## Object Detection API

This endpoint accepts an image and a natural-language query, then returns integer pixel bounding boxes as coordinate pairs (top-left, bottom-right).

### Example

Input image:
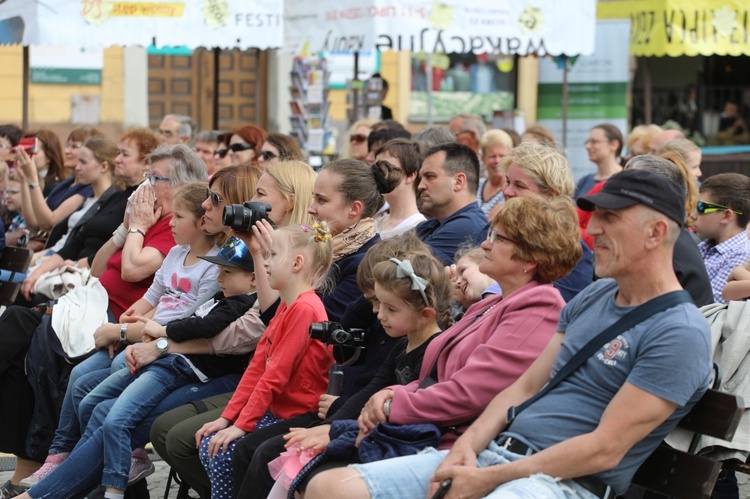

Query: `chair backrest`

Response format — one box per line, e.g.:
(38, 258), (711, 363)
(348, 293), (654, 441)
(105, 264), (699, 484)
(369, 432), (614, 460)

(0, 246), (33, 306)
(631, 389), (744, 499)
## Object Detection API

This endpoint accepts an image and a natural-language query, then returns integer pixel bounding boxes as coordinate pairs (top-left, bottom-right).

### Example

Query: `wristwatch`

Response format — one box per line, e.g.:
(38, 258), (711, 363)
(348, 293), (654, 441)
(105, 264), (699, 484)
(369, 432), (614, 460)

(128, 228), (146, 237)
(119, 323), (130, 346)
(383, 399), (392, 421)
(28, 182), (39, 189)
(156, 337), (171, 357)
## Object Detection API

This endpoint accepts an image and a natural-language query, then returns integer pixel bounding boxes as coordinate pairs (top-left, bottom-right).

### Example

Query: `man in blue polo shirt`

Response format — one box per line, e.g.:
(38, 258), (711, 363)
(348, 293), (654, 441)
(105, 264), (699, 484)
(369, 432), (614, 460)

(415, 143), (487, 265)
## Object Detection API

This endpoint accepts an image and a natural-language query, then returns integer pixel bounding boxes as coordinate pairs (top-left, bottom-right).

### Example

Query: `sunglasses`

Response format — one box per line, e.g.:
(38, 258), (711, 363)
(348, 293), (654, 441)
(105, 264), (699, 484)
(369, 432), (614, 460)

(258, 150), (277, 161)
(214, 148), (229, 158)
(696, 200), (743, 216)
(228, 143), (254, 153)
(206, 187), (223, 207)
(486, 228), (520, 245)
(350, 134), (368, 144)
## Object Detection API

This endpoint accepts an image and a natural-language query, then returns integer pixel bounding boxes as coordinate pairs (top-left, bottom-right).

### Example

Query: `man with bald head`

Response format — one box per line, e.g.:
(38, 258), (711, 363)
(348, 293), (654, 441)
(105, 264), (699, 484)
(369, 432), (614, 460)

(648, 129), (684, 154)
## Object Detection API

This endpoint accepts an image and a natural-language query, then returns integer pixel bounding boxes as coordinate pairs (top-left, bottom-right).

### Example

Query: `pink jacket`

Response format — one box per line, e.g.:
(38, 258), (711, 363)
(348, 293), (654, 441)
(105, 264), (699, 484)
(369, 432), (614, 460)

(388, 280), (565, 447)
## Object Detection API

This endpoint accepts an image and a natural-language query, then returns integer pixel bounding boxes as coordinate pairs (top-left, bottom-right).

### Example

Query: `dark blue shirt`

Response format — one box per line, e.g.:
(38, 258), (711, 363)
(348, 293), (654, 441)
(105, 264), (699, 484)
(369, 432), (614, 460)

(45, 177), (93, 211)
(553, 240), (594, 302)
(416, 202), (488, 266)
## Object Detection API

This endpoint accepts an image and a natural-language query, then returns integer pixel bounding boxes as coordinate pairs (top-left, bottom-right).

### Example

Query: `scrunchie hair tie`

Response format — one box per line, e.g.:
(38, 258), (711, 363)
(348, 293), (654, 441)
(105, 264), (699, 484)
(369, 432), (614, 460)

(311, 223), (332, 243)
(389, 257), (429, 306)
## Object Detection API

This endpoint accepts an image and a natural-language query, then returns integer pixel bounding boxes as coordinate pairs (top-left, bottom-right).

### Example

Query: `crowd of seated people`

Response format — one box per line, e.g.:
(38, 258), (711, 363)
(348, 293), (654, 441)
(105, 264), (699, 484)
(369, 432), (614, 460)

(0, 112), (748, 499)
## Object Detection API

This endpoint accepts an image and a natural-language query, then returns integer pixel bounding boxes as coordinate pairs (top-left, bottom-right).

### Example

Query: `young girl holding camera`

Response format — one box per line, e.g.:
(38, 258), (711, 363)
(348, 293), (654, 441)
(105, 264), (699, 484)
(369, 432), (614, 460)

(196, 222), (335, 499)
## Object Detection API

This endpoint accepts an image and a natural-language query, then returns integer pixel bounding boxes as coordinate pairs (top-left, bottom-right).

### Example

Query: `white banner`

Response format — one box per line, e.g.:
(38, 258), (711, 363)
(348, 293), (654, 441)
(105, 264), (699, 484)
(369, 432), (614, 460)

(537, 19), (631, 181)
(2, 0), (283, 49)
(285, 0), (596, 56)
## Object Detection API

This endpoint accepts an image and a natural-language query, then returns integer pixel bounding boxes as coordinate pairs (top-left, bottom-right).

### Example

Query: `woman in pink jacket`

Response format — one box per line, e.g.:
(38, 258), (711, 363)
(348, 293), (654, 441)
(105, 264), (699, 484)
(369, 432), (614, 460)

(356, 195), (583, 448)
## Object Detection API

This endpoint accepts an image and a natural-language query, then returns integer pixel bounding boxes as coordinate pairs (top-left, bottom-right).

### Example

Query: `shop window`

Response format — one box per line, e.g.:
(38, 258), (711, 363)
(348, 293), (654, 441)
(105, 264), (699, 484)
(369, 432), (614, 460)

(410, 52), (516, 121)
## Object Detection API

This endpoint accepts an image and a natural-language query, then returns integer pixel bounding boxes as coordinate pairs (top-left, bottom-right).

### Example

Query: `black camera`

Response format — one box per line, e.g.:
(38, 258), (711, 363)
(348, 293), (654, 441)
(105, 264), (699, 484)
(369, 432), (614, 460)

(309, 322), (365, 347)
(222, 201), (272, 232)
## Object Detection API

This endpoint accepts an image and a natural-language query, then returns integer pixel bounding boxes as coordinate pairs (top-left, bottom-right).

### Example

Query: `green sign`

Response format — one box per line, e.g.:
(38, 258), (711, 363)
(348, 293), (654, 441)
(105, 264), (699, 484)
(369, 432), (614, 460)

(31, 68), (102, 85)
(537, 82), (627, 120)
(409, 91), (514, 120)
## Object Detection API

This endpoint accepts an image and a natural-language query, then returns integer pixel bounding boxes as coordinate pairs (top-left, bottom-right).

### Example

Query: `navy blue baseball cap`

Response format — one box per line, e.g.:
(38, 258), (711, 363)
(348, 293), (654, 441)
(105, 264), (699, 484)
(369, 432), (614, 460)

(199, 236), (254, 271)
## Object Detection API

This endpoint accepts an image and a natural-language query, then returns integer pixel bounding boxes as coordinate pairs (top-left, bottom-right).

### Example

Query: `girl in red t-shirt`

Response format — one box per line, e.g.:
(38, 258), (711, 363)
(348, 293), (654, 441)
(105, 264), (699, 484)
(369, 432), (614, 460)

(197, 222), (335, 499)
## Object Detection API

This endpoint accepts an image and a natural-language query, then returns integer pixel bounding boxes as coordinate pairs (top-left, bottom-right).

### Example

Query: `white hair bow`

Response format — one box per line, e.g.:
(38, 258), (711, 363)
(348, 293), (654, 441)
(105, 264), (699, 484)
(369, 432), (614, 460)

(390, 258), (429, 306)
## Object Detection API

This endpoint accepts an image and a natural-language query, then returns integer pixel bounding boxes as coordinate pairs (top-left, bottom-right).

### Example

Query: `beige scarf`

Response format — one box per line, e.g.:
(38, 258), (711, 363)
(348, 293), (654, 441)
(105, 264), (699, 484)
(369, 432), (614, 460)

(331, 218), (377, 261)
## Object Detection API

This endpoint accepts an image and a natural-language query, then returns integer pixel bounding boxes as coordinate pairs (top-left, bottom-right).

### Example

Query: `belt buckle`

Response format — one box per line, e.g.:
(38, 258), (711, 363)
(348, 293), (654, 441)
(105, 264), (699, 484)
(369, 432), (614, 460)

(502, 437), (514, 450)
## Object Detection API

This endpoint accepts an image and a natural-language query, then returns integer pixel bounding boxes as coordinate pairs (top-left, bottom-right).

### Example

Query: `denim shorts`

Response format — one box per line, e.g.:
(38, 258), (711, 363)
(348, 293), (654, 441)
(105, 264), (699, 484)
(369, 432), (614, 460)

(352, 441), (599, 499)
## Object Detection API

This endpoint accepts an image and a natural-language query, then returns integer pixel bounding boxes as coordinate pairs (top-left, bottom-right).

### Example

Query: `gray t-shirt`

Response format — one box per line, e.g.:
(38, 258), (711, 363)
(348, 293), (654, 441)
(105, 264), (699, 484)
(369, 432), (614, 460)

(144, 244), (220, 324)
(507, 278), (711, 495)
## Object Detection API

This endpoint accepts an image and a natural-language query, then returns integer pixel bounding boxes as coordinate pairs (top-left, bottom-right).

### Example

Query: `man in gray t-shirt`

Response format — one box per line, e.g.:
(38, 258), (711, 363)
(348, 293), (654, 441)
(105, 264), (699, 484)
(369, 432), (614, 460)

(304, 168), (712, 499)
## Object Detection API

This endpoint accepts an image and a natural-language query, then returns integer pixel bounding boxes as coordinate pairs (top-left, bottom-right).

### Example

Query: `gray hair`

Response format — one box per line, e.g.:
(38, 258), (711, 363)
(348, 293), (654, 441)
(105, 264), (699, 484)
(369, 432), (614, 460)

(164, 114), (195, 141)
(195, 130), (221, 144)
(146, 144), (208, 185)
(453, 113), (487, 138)
(412, 126), (455, 151)
(625, 155), (686, 196)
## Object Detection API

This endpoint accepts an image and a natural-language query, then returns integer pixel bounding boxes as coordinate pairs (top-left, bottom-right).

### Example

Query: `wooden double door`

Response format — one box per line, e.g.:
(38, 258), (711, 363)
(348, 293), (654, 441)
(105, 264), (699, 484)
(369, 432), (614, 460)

(148, 48), (267, 132)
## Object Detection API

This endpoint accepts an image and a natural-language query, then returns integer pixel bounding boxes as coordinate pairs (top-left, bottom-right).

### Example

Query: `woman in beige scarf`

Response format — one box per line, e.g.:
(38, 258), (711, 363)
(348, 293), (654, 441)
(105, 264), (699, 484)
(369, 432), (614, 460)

(307, 158), (389, 322)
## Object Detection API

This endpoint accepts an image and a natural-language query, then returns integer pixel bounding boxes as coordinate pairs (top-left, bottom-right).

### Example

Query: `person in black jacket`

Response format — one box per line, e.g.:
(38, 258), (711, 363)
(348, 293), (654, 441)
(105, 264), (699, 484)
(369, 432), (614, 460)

(19, 136), (131, 303)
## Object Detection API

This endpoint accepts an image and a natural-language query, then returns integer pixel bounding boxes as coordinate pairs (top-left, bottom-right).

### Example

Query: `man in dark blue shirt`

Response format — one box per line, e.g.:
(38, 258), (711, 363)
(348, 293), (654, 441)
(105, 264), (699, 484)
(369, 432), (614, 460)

(415, 143), (487, 265)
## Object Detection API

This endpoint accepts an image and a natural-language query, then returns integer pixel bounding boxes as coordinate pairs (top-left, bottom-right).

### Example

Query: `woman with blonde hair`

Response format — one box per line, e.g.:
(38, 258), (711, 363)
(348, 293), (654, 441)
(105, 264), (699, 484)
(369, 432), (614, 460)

(657, 138), (702, 181)
(251, 160), (315, 227)
(501, 141), (592, 302)
(477, 129), (514, 219)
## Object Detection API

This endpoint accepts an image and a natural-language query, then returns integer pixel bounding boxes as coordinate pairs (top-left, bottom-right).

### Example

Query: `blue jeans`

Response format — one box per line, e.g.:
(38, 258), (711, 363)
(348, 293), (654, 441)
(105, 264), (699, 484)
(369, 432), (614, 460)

(352, 441), (599, 499)
(26, 370), (241, 499)
(87, 355), (198, 489)
(48, 350), (114, 454)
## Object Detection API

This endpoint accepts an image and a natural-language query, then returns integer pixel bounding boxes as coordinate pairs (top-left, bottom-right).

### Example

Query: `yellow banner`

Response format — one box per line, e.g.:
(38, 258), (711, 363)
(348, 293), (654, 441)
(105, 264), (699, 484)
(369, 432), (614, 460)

(82, 1), (185, 25)
(598, 0), (750, 56)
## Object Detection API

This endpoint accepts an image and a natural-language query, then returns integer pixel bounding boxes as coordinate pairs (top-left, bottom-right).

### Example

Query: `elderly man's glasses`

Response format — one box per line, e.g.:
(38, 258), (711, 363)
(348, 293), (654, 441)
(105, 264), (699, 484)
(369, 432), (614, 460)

(486, 229), (519, 245)
(143, 173), (171, 184)
(696, 200), (743, 216)
(206, 187), (223, 208)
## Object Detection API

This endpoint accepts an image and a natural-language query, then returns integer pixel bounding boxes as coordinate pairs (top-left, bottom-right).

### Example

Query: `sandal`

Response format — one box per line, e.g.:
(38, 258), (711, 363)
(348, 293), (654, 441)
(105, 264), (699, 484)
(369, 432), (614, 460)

(0, 480), (25, 498)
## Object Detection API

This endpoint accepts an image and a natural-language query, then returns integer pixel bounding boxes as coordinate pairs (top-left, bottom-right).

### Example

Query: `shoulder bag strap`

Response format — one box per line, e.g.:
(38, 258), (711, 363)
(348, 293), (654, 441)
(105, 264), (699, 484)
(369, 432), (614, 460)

(506, 290), (691, 424)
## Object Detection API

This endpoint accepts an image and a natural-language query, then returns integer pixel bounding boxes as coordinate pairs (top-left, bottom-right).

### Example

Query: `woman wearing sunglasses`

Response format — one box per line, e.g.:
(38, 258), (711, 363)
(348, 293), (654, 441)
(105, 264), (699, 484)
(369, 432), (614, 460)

(257, 133), (304, 166)
(344, 118), (378, 162)
(226, 125), (267, 167)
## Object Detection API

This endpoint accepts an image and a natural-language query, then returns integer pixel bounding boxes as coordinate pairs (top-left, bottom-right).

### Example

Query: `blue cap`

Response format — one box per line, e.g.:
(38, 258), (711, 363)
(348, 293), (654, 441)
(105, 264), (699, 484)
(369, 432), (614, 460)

(199, 236), (254, 271)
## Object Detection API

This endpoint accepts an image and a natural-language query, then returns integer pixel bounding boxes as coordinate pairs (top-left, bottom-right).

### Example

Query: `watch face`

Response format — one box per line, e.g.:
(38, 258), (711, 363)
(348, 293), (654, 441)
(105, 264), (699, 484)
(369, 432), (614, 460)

(157, 338), (168, 349)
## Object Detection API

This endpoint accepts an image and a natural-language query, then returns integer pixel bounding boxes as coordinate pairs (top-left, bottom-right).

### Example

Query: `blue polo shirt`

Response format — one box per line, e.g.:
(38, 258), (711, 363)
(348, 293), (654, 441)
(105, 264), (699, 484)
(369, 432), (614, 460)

(416, 202), (488, 266)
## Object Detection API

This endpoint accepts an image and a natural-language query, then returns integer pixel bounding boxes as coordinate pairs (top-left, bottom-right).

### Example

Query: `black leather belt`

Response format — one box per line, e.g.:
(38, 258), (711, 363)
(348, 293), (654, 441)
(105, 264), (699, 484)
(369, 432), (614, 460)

(496, 437), (613, 499)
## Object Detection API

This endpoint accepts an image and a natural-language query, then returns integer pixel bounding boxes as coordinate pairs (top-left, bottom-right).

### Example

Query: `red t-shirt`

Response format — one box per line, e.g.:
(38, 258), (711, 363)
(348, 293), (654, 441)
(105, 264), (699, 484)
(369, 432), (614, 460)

(222, 290), (333, 431)
(577, 180), (606, 250)
(99, 216), (175, 317)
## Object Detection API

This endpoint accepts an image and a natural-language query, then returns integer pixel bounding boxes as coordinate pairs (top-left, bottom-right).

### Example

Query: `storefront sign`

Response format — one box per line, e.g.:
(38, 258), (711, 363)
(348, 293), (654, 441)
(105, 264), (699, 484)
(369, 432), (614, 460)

(12, 0), (283, 49)
(30, 46), (103, 85)
(286, 0), (596, 56)
(599, 0), (750, 56)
